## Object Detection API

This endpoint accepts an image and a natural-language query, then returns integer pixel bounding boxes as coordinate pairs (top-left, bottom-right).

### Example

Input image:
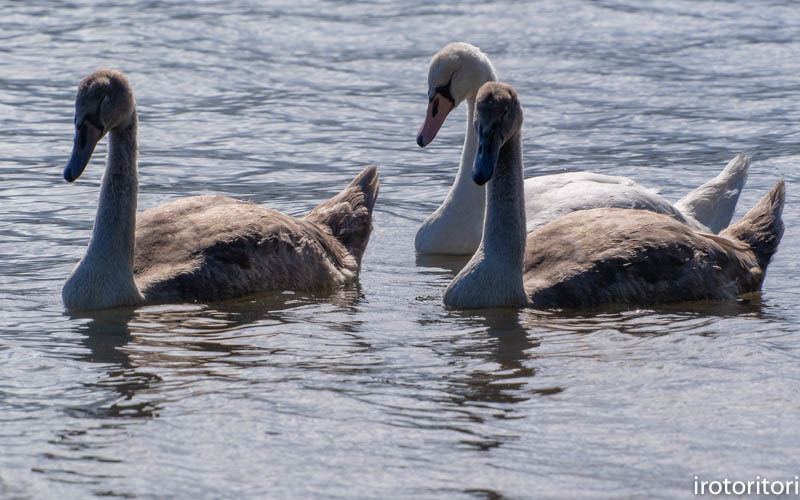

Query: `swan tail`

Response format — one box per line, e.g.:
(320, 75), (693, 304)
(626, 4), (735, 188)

(674, 154), (750, 233)
(303, 165), (379, 267)
(720, 179), (785, 273)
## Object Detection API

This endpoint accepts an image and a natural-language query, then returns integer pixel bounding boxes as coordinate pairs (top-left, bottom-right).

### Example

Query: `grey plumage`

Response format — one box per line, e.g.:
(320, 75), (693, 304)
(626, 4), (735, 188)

(444, 81), (785, 310)
(523, 180), (784, 308)
(62, 69), (379, 311)
(133, 169), (379, 304)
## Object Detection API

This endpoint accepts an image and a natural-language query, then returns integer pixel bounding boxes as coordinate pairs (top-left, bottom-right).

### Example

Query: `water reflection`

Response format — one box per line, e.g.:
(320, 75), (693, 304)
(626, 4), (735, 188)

(435, 310), (554, 452)
(67, 308), (161, 419)
(415, 253), (470, 276)
(73, 309), (137, 366)
(525, 297), (770, 338)
(446, 309), (551, 403)
(3, 0), (799, 494)
(66, 287), (367, 420)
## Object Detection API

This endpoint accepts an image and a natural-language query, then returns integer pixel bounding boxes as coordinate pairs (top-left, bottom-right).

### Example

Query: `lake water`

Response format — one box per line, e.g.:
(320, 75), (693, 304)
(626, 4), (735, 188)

(1, 1), (799, 498)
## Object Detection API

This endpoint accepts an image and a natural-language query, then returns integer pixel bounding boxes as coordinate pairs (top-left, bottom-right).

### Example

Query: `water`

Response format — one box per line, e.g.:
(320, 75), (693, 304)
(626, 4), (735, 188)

(1, 0), (799, 498)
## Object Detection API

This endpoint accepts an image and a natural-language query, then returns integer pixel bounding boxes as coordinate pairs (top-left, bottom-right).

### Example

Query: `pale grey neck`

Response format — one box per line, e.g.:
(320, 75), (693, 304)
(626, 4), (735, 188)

(481, 130), (527, 280)
(84, 110), (139, 272)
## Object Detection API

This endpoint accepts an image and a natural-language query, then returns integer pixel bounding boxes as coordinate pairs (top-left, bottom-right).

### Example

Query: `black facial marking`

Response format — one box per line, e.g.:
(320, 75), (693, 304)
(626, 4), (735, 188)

(432, 74), (455, 106)
(431, 97), (439, 118)
(436, 77), (455, 105)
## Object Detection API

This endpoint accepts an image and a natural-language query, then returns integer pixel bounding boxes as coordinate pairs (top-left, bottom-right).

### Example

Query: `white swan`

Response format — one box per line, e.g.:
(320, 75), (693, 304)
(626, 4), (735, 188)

(416, 42), (749, 255)
(62, 70), (379, 311)
(443, 82), (785, 309)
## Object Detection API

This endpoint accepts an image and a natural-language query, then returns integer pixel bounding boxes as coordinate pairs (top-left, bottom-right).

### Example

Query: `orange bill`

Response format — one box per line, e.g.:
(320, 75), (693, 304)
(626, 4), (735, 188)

(416, 93), (454, 147)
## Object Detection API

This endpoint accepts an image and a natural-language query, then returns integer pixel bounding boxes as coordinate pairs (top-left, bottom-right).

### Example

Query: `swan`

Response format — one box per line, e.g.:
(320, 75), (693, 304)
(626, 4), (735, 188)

(61, 70), (379, 311)
(443, 82), (785, 309)
(415, 42), (749, 255)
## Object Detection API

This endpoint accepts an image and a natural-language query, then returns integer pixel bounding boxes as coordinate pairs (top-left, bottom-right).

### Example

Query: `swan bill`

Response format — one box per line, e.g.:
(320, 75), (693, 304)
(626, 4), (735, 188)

(472, 125), (500, 185)
(64, 123), (103, 183)
(416, 92), (454, 147)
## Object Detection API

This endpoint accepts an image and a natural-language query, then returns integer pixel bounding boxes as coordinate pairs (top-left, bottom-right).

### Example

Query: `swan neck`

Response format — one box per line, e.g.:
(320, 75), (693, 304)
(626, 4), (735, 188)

(451, 59), (498, 202)
(86, 110), (139, 273)
(415, 95), (488, 254)
(483, 130), (526, 263)
(443, 130), (528, 308)
(447, 95), (485, 206)
(459, 97), (480, 183)
(474, 130), (527, 305)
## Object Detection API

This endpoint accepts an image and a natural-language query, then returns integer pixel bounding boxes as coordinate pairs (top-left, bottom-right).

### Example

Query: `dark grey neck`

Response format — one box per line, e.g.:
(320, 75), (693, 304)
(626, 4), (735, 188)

(442, 128), (528, 308)
(86, 110), (139, 268)
(482, 130), (526, 268)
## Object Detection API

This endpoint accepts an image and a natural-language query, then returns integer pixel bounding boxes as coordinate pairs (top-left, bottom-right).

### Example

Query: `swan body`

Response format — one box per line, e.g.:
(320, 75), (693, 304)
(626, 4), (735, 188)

(416, 42), (749, 255)
(62, 70), (379, 311)
(444, 82), (784, 309)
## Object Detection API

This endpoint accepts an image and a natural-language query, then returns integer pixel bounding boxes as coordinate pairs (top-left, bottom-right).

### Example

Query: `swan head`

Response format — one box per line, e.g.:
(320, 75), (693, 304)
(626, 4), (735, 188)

(63, 70), (136, 183)
(417, 42), (498, 147)
(472, 82), (523, 186)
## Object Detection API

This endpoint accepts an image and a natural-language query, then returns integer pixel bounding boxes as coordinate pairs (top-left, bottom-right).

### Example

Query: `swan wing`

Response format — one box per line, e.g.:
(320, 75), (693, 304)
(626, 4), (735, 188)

(133, 195), (355, 303)
(523, 208), (758, 308)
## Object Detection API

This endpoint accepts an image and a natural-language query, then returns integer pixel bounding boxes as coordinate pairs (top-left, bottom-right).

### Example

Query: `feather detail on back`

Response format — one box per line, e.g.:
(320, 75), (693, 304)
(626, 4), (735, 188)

(303, 165), (379, 267)
(132, 192), (366, 304)
(523, 178), (784, 309)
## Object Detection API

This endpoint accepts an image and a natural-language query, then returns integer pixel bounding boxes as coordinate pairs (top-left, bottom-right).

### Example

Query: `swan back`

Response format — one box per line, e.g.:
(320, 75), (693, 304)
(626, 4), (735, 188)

(522, 173), (702, 233)
(132, 167), (380, 305)
(133, 196), (357, 302)
(523, 180), (785, 308)
(522, 209), (757, 307)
